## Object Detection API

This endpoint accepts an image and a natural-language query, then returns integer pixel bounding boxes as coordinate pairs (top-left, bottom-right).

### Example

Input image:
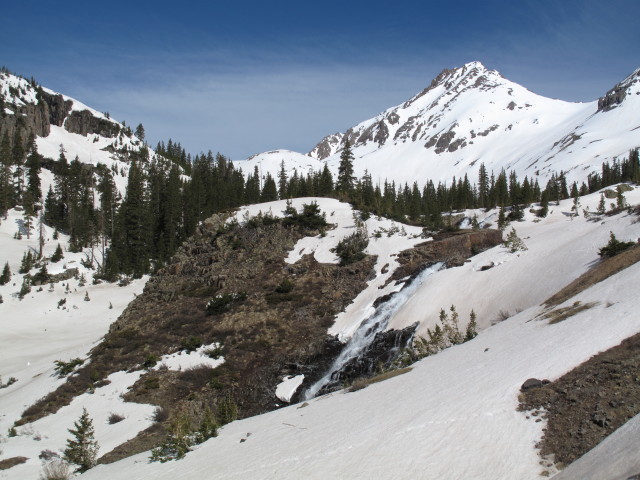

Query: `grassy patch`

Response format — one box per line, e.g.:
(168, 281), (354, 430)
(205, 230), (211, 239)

(0, 457), (28, 470)
(545, 244), (640, 307)
(348, 367), (413, 392)
(542, 301), (599, 324)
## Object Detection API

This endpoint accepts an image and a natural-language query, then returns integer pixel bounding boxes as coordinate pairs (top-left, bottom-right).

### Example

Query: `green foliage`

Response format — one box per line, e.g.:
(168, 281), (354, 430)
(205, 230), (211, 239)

(597, 194), (607, 215)
(32, 263), (50, 284)
(275, 278), (294, 294)
(195, 407), (218, 443)
(497, 206), (508, 230)
(282, 201), (328, 230)
(395, 306), (479, 368)
(335, 221), (368, 265)
(218, 393), (238, 425)
(0, 262), (10, 285)
(63, 408), (99, 473)
(54, 358), (84, 377)
(142, 354), (160, 369)
(150, 406), (219, 463)
(19, 250), (35, 274)
(465, 310), (478, 341)
(504, 227), (528, 253)
(205, 292), (247, 315)
(203, 345), (223, 359)
(336, 139), (355, 195)
(18, 278), (31, 299)
(180, 336), (203, 353)
(599, 231), (635, 258)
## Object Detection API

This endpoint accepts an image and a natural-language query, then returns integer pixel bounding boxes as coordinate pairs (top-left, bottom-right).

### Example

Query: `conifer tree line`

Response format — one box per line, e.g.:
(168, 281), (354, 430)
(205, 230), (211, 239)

(1, 120), (638, 281)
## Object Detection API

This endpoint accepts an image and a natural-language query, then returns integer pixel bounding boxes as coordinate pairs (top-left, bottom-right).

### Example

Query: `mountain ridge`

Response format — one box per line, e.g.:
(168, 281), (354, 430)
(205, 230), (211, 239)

(235, 61), (640, 188)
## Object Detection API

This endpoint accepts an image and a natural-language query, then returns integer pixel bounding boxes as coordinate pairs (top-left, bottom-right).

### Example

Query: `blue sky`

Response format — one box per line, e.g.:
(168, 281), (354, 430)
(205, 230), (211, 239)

(2, 0), (639, 159)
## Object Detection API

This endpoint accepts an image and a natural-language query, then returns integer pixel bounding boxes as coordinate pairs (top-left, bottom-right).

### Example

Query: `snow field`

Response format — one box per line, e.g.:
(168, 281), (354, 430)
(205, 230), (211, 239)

(2, 184), (639, 479)
(78, 255), (640, 479)
(0, 207), (149, 479)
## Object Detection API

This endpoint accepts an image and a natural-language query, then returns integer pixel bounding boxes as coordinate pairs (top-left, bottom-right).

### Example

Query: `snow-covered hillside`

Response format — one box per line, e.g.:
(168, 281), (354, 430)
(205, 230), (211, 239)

(2, 185), (639, 479)
(62, 188), (640, 479)
(236, 62), (640, 187)
(0, 70), (161, 195)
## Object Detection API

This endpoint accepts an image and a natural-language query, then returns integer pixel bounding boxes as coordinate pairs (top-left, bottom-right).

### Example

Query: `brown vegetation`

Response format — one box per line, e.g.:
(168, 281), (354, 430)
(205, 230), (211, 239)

(544, 244), (640, 307)
(520, 333), (640, 469)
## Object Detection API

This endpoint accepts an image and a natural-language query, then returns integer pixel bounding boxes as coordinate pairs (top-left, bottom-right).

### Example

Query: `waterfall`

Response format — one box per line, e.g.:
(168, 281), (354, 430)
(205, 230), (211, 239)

(303, 262), (443, 400)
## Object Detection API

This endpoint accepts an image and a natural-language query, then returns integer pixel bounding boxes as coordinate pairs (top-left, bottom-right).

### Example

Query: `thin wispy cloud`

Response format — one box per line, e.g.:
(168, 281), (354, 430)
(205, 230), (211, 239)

(2, 1), (638, 159)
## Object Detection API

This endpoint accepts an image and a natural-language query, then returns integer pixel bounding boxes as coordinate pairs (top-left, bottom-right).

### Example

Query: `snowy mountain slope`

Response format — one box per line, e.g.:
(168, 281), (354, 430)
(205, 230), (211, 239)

(1, 187), (639, 478)
(240, 150), (324, 178)
(0, 208), (150, 479)
(236, 62), (640, 187)
(75, 230), (640, 480)
(0, 70), (162, 195)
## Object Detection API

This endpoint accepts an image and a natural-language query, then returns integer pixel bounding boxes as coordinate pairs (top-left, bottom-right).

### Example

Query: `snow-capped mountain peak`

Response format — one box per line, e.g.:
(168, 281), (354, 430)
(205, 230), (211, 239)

(240, 62), (640, 189)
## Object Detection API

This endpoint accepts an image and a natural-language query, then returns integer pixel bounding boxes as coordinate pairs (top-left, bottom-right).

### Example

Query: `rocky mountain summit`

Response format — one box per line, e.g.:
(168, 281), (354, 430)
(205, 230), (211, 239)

(237, 61), (640, 187)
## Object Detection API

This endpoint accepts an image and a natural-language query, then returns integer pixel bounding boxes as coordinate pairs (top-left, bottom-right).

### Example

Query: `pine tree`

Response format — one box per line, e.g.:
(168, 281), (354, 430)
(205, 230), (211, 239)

(497, 206), (508, 230)
(0, 262), (10, 285)
(0, 132), (12, 217)
(336, 139), (355, 196)
(504, 227), (528, 253)
(597, 194), (606, 215)
(51, 243), (64, 263)
(616, 185), (627, 209)
(465, 310), (478, 341)
(25, 141), (42, 202)
(19, 250), (34, 273)
(135, 123), (145, 142)
(63, 408), (99, 473)
(277, 160), (288, 200)
(260, 173), (278, 202)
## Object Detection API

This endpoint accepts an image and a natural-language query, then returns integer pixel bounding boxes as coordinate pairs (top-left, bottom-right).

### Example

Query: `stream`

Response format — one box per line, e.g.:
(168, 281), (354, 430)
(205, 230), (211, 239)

(303, 262), (444, 399)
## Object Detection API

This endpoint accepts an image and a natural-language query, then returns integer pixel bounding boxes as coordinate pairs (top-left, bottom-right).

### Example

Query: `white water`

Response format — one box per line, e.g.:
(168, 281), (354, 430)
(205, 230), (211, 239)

(303, 262), (444, 399)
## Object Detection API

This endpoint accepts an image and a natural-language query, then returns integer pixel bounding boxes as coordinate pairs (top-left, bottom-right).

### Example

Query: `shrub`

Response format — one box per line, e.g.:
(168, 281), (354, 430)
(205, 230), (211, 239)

(152, 407), (169, 423)
(504, 227), (528, 253)
(107, 413), (125, 424)
(0, 376), (17, 389)
(205, 292), (247, 315)
(282, 202), (328, 230)
(142, 354), (160, 369)
(274, 278), (294, 293)
(54, 358), (83, 377)
(150, 411), (193, 462)
(599, 231), (635, 258)
(335, 223), (369, 265)
(40, 459), (71, 480)
(203, 345), (223, 359)
(180, 336), (203, 353)
(218, 393), (238, 425)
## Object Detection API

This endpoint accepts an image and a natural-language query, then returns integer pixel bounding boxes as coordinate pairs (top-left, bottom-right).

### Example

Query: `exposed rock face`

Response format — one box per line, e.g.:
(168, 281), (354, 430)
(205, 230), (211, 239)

(65, 110), (121, 137)
(310, 323), (419, 397)
(598, 68), (640, 112)
(0, 78), (119, 154)
(388, 229), (503, 284)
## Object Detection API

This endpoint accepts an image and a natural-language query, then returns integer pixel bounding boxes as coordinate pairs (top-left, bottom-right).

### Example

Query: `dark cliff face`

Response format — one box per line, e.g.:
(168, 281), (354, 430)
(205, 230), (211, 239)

(0, 86), (120, 153)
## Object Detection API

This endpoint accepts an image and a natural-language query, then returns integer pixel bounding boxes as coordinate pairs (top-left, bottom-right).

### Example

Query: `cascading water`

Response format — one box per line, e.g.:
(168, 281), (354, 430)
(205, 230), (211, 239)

(303, 262), (444, 400)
